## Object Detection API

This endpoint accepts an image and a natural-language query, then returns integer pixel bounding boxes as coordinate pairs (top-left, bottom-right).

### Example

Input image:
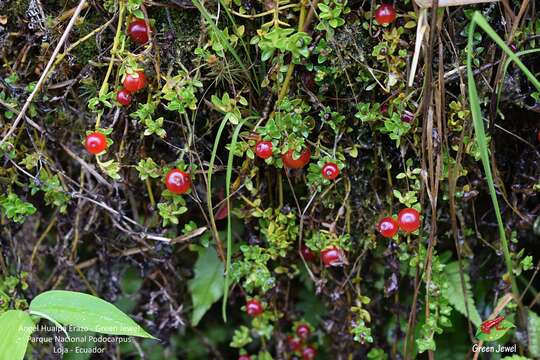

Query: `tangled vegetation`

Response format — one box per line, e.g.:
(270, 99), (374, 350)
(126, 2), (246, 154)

(1, 0), (540, 358)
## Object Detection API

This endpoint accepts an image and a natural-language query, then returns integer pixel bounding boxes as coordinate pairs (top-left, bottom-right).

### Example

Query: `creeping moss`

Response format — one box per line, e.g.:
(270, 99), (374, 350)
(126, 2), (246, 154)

(70, 13), (104, 65)
(6, 0), (30, 18)
(153, 7), (200, 68)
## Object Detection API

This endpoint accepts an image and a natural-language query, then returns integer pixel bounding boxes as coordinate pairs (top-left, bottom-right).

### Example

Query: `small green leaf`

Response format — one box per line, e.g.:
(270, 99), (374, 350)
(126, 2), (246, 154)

(188, 246), (224, 326)
(29, 290), (154, 338)
(0, 310), (35, 360)
(133, 9), (144, 19)
(229, 325), (252, 348)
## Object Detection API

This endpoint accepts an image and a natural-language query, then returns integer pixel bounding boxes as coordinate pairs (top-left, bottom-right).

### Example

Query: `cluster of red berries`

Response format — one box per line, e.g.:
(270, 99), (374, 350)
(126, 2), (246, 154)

(255, 141), (340, 180)
(244, 301), (316, 358)
(84, 135), (192, 195)
(84, 20), (151, 154)
(84, 20), (193, 194)
(377, 208), (421, 238)
(117, 70), (146, 106)
(288, 323), (317, 359)
(374, 3), (396, 25)
(116, 19), (150, 107)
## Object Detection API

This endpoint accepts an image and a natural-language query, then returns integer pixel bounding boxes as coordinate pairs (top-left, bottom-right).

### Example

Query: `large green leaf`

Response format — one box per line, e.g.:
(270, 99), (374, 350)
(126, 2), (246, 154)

(443, 262), (482, 327)
(29, 290), (154, 338)
(0, 310), (35, 360)
(528, 310), (540, 357)
(188, 246), (224, 325)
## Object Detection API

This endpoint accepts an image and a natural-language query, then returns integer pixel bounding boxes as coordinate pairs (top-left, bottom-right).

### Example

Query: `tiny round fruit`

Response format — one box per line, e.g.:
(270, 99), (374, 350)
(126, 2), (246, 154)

(300, 244), (316, 262)
(302, 346), (317, 360)
(377, 217), (399, 238)
(321, 162), (340, 180)
(128, 19), (150, 44)
(256, 141), (273, 159)
(238, 356), (251, 360)
(123, 71), (146, 93)
(85, 132), (108, 155)
(374, 3), (396, 25)
(320, 246), (344, 267)
(397, 208), (421, 233)
(116, 89), (132, 106)
(282, 148), (311, 169)
(537, 130), (540, 142)
(165, 169), (191, 195)
(288, 336), (303, 352)
(296, 324), (311, 339)
(246, 299), (263, 317)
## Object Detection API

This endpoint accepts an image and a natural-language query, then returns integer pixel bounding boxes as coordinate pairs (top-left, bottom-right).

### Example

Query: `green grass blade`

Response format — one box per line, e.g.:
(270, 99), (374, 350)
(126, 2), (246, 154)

(207, 119), (229, 262)
(217, 0), (260, 91)
(465, 11), (540, 300)
(222, 119), (246, 321)
(471, 13), (540, 92)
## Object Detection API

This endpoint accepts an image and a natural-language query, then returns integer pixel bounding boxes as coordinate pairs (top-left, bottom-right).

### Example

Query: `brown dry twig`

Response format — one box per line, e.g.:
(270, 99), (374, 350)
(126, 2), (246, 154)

(0, 0), (87, 146)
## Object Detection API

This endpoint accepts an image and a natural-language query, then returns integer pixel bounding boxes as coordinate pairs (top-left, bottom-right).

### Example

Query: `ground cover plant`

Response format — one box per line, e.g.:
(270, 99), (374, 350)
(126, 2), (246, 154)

(1, 0), (540, 358)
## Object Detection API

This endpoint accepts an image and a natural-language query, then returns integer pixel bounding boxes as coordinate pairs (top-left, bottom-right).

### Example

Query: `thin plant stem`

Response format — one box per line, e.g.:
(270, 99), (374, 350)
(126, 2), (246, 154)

(222, 120), (246, 321)
(96, 0), (125, 129)
(466, 12), (540, 306)
(277, 0), (308, 102)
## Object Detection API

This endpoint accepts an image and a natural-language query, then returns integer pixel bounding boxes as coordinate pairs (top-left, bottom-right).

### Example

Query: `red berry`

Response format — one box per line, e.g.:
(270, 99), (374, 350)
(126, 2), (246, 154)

(256, 141), (273, 159)
(397, 208), (421, 233)
(377, 217), (399, 238)
(116, 89), (132, 106)
(288, 336), (303, 352)
(123, 71), (146, 93)
(302, 346), (317, 360)
(85, 132), (108, 155)
(320, 246), (344, 267)
(238, 356), (251, 360)
(128, 19), (150, 44)
(296, 324), (311, 339)
(300, 244), (316, 262)
(374, 4), (396, 25)
(282, 147), (311, 169)
(165, 169), (191, 195)
(537, 130), (540, 142)
(246, 299), (263, 317)
(321, 162), (339, 180)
